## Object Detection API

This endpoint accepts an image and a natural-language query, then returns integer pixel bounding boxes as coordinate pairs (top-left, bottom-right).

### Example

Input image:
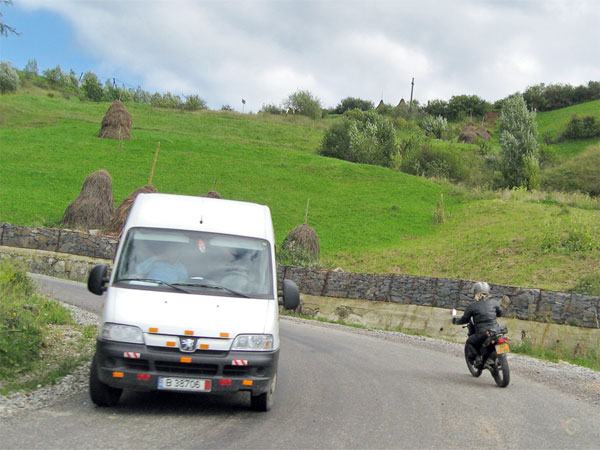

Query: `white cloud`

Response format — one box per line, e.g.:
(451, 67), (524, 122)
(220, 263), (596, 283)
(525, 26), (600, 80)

(16, 0), (600, 109)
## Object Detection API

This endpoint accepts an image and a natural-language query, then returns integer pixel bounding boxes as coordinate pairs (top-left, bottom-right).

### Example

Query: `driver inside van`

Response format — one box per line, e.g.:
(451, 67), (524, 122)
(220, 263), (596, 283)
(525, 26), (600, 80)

(136, 242), (188, 284)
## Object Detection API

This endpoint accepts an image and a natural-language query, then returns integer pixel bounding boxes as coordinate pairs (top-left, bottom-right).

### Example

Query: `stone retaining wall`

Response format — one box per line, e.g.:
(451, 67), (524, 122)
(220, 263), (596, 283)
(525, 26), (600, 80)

(2, 222), (599, 329)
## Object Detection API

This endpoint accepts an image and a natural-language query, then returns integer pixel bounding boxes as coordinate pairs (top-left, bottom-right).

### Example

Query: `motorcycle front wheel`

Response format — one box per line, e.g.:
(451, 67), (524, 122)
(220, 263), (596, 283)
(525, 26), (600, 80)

(464, 345), (482, 377)
(491, 353), (510, 387)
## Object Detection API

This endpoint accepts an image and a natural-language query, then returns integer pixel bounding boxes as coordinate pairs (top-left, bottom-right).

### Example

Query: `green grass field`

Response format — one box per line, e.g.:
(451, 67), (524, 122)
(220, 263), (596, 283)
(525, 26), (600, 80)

(1, 87), (599, 293)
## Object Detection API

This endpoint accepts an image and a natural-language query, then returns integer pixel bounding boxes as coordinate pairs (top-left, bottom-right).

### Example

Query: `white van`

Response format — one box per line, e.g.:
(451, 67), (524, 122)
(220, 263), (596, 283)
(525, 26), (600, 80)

(87, 193), (299, 411)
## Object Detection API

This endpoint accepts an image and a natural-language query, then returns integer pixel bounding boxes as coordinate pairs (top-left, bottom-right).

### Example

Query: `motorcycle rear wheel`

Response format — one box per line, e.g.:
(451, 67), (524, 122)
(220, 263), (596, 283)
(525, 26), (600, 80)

(464, 345), (482, 377)
(491, 354), (510, 387)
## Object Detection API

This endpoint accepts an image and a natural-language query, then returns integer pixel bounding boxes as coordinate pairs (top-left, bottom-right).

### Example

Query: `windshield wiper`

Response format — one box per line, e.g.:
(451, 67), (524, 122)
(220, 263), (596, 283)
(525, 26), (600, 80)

(173, 282), (250, 298)
(114, 278), (191, 293)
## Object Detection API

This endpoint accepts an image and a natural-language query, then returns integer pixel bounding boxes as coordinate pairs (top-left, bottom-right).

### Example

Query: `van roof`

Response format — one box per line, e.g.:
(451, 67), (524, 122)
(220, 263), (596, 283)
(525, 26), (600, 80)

(124, 193), (274, 242)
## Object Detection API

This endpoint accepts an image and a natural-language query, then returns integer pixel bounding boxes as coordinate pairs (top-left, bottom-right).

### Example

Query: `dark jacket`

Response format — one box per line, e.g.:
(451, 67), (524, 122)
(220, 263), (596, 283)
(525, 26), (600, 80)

(455, 298), (503, 333)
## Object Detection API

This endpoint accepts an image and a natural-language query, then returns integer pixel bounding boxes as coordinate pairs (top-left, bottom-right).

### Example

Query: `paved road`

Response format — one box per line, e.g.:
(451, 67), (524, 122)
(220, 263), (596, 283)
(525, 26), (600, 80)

(2, 274), (598, 449)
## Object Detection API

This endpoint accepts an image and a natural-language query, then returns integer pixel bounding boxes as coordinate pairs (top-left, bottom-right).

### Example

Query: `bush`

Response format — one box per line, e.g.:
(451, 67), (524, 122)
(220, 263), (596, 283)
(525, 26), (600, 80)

(420, 115), (448, 139)
(447, 95), (491, 121)
(423, 99), (448, 118)
(0, 61), (20, 93)
(334, 97), (374, 114)
(400, 143), (470, 182)
(283, 90), (322, 119)
(319, 110), (397, 166)
(560, 114), (600, 140)
(260, 103), (283, 114)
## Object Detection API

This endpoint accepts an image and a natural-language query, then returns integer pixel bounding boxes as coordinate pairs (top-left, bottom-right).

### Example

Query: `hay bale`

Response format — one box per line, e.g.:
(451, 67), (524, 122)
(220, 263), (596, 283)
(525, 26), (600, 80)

(476, 125), (491, 141)
(98, 100), (132, 140)
(106, 185), (157, 235)
(281, 224), (320, 263)
(61, 169), (114, 230)
(202, 190), (222, 199)
(458, 123), (477, 144)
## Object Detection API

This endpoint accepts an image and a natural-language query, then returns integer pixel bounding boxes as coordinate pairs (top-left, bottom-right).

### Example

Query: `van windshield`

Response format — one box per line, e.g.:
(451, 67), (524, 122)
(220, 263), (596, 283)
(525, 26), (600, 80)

(113, 228), (274, 299)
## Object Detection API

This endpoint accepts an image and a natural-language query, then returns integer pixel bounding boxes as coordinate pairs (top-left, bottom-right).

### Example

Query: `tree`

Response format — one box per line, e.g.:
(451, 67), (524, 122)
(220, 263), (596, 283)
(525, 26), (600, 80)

(81, 71), (103, 102)
(283, 90), (322, 119)
(0, 60), (19, 93)
(0, 0), (19, 37)
(498, 94), (540, 189)
(24, 58), (38, 77)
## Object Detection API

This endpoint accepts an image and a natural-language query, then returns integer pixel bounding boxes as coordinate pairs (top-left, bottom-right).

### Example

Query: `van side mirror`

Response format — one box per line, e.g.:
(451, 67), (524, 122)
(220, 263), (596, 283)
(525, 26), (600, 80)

(281, 279), (299, 310)
(88, 264), (109, 295)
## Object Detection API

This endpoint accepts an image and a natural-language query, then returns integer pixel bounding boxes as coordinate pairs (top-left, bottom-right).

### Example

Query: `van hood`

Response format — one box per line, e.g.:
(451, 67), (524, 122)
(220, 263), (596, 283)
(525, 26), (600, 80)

(103, 287), (272, 338)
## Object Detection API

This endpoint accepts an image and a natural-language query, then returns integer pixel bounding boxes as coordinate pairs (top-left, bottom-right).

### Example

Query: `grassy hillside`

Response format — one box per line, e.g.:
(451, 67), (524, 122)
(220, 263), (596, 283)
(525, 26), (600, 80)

(1, 88), (599, 293)
(0, 88), (456, 256)
(536, 99), (600, 158)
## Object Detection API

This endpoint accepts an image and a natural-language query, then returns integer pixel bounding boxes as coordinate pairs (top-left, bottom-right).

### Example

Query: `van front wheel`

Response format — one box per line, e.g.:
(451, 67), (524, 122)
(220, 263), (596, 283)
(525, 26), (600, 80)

(251, 371), (276, 412)
(89, 355), (122, 407)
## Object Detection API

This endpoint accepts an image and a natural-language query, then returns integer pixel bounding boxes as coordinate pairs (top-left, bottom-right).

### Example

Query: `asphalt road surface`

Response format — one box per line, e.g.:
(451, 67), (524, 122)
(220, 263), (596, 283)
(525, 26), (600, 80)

(1, 274), (598, 449)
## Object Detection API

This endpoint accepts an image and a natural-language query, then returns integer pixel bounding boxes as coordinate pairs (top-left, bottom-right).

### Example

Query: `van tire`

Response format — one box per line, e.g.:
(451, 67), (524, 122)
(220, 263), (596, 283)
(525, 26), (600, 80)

(251, 371), (276, 412)
(89, 355), (122, 407)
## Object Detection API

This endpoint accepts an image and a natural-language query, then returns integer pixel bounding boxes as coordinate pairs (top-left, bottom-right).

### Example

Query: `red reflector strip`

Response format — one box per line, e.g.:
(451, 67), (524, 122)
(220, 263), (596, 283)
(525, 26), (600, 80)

(124, 352), (141, 359)
(220, 379), (232, 386)
(137, 374), (151, 381)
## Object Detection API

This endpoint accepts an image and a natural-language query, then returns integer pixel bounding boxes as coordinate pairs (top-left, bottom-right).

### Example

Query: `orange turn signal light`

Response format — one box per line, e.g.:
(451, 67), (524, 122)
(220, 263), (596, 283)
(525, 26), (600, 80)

(242, 380), (253, 386)
(180, 357), (192, 363)
(112, 371), (124, 378)
(184, 330), (194, 336)
(149, 327), (158, 333)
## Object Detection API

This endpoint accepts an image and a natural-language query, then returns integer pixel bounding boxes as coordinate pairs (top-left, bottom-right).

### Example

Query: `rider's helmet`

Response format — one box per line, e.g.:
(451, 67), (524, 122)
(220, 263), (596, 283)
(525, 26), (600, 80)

(471, 281), (490, 298)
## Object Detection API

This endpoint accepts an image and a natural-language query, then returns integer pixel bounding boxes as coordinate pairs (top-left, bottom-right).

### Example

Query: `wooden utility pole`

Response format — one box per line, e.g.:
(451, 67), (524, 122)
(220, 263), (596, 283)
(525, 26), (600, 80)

(409, 77), (415, 111)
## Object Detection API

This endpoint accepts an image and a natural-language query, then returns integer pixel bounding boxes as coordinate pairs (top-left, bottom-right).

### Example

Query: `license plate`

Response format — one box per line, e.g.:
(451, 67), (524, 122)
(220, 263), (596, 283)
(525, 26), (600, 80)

(158, 377), (211, 392)
(495, 343), (510, 354)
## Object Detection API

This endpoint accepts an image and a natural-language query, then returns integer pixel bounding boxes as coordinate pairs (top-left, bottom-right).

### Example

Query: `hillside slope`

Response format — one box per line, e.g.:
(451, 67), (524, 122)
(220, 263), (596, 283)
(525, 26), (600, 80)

(1, 89), (598, 293)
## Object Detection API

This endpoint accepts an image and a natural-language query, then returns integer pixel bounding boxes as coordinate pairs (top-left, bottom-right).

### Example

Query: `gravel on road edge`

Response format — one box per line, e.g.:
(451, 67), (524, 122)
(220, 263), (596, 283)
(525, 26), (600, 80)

(1, 306), (598, 419)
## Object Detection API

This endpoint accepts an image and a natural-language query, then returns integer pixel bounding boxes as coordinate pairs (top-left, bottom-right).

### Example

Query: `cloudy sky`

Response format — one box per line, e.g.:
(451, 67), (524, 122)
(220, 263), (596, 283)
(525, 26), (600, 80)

(2, 0), (599, 111)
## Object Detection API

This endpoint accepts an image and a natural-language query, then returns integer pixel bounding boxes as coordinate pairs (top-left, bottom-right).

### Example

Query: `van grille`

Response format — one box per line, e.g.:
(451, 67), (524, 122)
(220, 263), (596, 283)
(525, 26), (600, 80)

(154, 361), (218, 376)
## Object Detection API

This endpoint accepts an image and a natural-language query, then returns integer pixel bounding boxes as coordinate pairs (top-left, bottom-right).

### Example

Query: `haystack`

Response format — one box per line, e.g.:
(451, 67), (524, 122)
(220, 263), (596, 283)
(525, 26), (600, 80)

(202, 190), (222, 199)
(61, 169), (114, 230)
(106, 185), (157, 235)
(458, 122), (477, 144)
(281, 224), (320, 263)
(375, 100), (386, 112)
(475, 125), (491, 141)
(397, 98), (406, 107)
(98, 100), (132, 140)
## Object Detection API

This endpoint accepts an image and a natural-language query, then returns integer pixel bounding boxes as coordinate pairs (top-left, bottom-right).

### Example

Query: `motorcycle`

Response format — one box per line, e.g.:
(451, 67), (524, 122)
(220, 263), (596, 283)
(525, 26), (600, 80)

(452, 308), (511, 388)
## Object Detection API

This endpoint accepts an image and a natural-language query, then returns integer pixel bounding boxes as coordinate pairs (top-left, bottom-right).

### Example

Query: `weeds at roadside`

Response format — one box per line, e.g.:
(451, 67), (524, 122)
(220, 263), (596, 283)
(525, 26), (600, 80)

(0, 260), (96, 395)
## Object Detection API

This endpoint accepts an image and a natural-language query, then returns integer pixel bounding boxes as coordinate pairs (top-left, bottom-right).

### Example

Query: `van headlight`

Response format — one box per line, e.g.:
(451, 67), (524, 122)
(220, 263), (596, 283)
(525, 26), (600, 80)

(231, 334), (273, 351)
(101, 323), (144, 344)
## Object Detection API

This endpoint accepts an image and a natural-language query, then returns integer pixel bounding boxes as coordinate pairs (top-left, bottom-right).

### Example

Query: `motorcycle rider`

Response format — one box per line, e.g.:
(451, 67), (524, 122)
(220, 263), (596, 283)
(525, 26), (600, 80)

(452, 281), (503, 368)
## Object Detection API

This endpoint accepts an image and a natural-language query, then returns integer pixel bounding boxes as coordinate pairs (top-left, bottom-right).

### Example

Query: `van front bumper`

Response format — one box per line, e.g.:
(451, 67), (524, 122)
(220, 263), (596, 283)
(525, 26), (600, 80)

(94, 339), (278, 395)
